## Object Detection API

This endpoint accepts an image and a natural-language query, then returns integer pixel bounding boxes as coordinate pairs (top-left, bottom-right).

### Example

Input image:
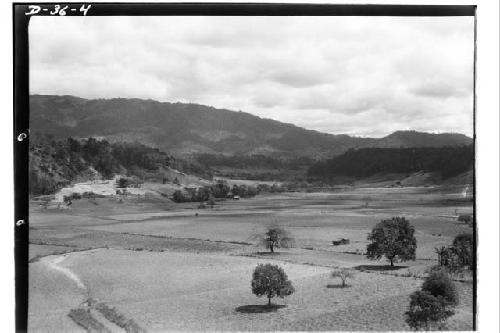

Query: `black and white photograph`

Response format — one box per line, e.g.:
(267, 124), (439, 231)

(9, 2), (499, 332)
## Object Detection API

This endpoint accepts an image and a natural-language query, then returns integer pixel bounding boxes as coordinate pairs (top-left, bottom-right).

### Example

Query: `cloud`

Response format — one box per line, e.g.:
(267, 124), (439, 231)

(29, 15), (474, 137)
(410, 80), (470, 98)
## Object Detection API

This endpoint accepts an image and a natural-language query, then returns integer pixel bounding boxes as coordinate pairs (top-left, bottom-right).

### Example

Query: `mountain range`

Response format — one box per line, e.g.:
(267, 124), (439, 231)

(30, 95), (473, 159)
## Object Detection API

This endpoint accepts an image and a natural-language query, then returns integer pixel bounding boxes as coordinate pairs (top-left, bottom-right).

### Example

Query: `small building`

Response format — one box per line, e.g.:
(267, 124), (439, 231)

(332, 238), (350, 246)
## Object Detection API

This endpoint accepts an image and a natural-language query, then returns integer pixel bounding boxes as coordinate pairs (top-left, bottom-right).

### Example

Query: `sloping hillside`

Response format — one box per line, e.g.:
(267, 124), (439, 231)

(29, 136), (210, 196)
(30, 95), (472, 159)
(378, 130), (472, 148)
(307, 146), (474, 181)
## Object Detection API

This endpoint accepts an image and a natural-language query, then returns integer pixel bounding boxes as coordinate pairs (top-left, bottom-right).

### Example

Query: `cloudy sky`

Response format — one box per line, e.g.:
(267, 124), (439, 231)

(29, 16), (474, 137)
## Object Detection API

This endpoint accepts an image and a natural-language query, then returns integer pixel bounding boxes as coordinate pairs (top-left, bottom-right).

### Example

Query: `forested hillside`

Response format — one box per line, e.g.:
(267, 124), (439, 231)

(29, 136), (209, 195)
(307, 145), (474, 180)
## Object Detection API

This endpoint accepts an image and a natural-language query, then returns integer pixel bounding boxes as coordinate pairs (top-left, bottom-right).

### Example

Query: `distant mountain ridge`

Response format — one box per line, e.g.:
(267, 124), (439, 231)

(30, 95), (473, 159)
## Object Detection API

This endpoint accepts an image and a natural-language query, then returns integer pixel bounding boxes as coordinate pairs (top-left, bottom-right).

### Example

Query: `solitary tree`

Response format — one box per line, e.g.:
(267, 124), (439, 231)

(331, 268), (355, 287)
(405, 290), (454, 331)
(251, 264), (294, 306)
(256, 226), (294, 253)
(366, 217), (417, 267)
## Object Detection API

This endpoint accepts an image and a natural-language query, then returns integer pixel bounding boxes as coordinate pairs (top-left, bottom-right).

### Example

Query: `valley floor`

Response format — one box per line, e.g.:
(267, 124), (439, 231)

(28, 186), (474, 332)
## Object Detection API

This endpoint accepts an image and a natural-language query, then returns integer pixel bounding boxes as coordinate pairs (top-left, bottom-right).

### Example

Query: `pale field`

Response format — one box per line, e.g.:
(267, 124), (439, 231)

(28, 186), (474, 331)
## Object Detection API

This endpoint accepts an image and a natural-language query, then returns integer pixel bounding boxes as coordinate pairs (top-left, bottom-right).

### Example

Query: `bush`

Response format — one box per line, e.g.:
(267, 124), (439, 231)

(421, 269), (459, 306)
(457, 214), (473, 225)
(71, 192), (82, 200)
(172, 190), (188, 203)
(251, 264), (294, 306)
(405, 290), (455, 330)
(117, 177), (131, 188)
(63, 192), (82, 205)
(331, 268), (355, 287)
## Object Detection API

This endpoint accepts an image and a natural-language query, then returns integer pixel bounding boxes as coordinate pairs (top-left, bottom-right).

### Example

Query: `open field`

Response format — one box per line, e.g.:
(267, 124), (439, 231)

(29, 186), (474, 331)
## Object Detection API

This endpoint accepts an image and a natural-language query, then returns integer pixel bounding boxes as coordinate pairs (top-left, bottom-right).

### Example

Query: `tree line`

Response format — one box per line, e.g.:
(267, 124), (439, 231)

(171, 181), (263, 203)
(307, 145), (473, 180)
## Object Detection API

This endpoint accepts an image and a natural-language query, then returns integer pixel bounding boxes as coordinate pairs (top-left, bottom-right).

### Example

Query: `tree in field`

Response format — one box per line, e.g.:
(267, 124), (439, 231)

(405, 290), (455, 331)
(251, 264), (294, 306)
(331, 268), (355, 287)
(366, 217), (417, 267)
(254, 226), (294, 253)
(435, 246), (452, 267)
(452, 233), (474, 270)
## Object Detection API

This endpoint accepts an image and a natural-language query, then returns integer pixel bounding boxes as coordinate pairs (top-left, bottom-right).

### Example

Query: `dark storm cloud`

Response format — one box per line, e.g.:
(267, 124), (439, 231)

(29, 16), (474, 137)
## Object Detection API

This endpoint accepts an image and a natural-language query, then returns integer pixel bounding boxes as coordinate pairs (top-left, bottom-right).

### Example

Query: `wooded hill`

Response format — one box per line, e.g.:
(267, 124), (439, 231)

(29, 136), (210, 196)
(307, 145), (474, 180)
(30, 95), (473, 159)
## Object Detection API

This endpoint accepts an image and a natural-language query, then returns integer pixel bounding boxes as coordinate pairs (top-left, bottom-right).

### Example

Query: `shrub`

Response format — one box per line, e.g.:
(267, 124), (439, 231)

(405, 290), (455, 330)
(63, 195), (72, 205)
(366, 217), (417, 266)
(172, 190), (188, 203)
(331, 268), (355, 287)
(421, 269), (459, 306)
(457, 214), (473, 225)
(117, 177), (130, 188)
(70, 192), (82, 200)
(251, 264), (294, 306)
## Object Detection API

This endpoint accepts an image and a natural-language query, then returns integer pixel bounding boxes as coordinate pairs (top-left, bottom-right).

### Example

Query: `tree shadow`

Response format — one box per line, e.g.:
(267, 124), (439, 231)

(353, 265), (408, 271)
(253, 251), (290, 256)
(326, 284), (352, 289)
(235, 304), (286, 313)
